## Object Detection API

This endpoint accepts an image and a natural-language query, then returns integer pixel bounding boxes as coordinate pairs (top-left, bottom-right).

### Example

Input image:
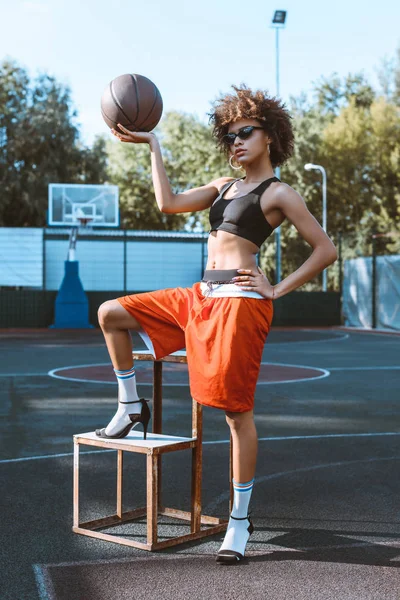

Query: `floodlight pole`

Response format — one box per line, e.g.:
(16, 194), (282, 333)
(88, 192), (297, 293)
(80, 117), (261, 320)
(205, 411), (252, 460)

(271, 10), (287, 285)
(304, 163), (328, 291)
(275, 27), (280, 104)
(274, 25), (282, 285)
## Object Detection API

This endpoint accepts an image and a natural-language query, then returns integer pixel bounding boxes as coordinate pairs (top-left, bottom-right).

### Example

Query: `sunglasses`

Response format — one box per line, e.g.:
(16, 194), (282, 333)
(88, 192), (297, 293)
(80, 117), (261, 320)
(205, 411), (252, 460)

(222, 125), (265, 146)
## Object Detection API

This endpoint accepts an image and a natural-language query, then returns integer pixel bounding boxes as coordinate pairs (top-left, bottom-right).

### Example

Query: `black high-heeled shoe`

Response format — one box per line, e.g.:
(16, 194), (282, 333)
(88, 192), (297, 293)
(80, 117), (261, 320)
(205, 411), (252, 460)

(216, 512), (254, 564)
(95, 398), (151, 440)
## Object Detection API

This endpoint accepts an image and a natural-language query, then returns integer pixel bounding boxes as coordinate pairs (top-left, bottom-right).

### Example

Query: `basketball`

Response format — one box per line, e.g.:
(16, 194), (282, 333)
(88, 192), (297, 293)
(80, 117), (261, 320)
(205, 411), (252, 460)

(101, 73), (163, 133)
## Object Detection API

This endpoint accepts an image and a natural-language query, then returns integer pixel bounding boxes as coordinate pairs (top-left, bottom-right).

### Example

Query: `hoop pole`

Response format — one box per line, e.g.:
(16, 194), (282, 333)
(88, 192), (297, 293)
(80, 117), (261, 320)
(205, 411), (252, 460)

(68, 227), (78, 261)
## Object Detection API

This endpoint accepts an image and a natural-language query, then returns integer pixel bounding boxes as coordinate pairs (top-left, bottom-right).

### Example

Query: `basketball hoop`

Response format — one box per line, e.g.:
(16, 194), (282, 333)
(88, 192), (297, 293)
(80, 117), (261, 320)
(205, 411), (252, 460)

(77, 217), (93, 230)
(47, 183), (119, 228)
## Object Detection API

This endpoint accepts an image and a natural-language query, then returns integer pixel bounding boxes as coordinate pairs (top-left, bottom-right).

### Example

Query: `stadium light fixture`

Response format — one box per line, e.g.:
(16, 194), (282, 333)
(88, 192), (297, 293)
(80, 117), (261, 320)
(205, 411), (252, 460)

(272, 10), (287, 25)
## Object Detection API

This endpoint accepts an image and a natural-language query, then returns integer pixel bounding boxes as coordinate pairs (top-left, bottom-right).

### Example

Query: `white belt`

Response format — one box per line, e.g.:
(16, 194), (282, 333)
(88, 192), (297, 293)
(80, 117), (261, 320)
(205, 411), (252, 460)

(200, 281), (265, 299)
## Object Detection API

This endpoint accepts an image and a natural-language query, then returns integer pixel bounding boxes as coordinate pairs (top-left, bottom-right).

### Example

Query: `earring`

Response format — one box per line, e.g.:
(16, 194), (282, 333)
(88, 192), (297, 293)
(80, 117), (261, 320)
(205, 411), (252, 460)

(267, 143), (271, 155)
(229, 155), (243, 171)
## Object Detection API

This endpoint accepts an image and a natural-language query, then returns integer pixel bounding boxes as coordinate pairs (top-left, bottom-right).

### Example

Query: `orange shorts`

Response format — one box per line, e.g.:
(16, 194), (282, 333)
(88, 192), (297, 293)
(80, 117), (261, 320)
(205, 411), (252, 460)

(117, 281), (273, 413)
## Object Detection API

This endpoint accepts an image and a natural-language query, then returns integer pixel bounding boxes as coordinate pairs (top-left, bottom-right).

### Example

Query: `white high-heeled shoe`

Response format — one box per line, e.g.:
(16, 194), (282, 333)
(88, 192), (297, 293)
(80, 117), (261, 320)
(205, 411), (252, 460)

(216, 512), (254, 564)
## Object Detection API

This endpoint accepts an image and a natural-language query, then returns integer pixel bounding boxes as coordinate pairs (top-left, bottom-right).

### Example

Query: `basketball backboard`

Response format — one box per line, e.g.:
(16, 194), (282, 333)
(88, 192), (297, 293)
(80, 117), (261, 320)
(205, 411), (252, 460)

(48, 184), (119, 227)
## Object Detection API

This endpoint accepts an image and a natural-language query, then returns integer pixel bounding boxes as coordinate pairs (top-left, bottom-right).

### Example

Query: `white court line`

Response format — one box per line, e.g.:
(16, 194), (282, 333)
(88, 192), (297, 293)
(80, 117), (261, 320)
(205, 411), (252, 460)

(327, 366), (400, 370)
(207, 432), (400, 444)
(47, 362), (331, 386)
(336, 326), (400, 337)
(0, 372), (48, 377)
(32, 564), (55, 600)
(204, 455), (400, 514)
(1, 432), (400, 465)
(0, 448), (114, 464)
(268, 332), (350, 345)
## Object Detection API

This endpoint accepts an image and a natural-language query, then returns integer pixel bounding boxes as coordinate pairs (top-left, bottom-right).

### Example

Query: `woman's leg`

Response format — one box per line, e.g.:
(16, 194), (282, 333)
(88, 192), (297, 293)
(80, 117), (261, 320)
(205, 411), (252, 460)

(97, 300), (142, 368)
(225, 409), (258, 482)
(217, 409), (257, 561)
(97, 300), (144, 436)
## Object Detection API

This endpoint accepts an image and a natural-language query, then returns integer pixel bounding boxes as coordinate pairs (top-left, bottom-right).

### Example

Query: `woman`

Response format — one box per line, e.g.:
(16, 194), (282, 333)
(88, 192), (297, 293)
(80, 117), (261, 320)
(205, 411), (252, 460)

(95, 84), (338, 564)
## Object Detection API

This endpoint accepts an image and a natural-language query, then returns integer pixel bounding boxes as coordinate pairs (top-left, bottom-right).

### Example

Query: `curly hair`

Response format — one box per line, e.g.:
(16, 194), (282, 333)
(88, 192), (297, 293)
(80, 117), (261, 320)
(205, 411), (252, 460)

(207, 83), (294, 168)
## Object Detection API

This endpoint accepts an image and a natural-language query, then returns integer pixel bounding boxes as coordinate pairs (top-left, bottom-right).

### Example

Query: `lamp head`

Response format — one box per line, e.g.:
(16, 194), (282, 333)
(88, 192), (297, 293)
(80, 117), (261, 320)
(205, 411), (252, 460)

(304, 163), (317, 171)
(272, 10), (287, 24)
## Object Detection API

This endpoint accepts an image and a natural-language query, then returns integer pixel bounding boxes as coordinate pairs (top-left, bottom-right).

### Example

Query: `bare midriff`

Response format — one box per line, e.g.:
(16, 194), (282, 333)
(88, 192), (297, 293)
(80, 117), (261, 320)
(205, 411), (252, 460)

(205, 230), (259, 271)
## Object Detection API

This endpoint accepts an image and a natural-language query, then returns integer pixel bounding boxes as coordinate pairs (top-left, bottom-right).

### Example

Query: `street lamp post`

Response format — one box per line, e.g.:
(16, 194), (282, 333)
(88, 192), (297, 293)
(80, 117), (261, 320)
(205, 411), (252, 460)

(271, 10), (287, 284)
(304, 163), (328, 291)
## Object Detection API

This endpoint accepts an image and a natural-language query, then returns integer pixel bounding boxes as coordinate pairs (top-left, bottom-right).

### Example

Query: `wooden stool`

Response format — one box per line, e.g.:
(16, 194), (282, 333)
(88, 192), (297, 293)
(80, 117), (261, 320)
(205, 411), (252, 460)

(73, 350), (234, 551)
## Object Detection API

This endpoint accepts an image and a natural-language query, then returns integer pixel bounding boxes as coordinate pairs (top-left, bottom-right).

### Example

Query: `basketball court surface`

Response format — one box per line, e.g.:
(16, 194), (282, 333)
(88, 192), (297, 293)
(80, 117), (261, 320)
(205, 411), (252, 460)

(1, 325), (399, 599)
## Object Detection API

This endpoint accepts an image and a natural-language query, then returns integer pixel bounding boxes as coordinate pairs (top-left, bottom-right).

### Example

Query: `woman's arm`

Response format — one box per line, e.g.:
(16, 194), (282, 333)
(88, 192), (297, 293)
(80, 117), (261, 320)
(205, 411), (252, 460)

(272, 184), (337, 299)
(148, 136), (175, 211)
(113, 124), (232, 213)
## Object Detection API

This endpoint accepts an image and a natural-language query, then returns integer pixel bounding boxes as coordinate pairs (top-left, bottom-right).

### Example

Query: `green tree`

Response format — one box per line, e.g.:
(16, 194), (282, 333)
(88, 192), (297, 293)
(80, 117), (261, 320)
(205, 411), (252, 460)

(79, 134), (108, 184)
(316, 95), (400, 266)
(313, 72), (375, 117)
(363, 97), (400, 257)
(321, 96), (400, 228)
(0, 58), (107, 226)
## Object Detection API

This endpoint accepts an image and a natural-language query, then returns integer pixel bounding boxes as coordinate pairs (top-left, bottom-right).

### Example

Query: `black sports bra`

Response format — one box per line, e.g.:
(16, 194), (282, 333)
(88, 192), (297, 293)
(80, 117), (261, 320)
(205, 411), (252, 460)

(208, 176), (280, 248)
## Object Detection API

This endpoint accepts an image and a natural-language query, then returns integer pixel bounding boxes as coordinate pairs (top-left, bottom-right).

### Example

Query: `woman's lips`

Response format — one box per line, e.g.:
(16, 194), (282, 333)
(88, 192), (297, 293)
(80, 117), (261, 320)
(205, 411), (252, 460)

(235, 150), (246, 156)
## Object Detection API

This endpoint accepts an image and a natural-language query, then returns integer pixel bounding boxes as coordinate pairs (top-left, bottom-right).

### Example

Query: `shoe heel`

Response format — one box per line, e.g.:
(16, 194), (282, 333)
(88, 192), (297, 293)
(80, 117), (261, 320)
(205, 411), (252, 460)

(140, 399), (151, 440)
(128, 398), (151, 440)
(247, 518), (254, 535)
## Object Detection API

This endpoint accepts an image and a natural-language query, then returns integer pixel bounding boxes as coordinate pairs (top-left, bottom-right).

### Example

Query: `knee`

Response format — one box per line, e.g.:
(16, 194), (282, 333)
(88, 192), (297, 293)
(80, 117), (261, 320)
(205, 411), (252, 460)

(98, 300), (120, 328)
(225, 410), (254, 431)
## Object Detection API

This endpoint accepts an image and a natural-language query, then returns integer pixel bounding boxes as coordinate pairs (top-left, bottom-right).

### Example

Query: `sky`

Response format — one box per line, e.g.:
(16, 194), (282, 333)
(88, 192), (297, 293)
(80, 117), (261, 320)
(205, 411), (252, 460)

(1, 0), (400, 146)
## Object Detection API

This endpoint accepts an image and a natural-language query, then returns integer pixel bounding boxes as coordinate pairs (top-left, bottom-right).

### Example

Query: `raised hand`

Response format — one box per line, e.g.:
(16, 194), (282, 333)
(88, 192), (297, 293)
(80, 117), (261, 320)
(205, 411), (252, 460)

(111, 123), (156, 144)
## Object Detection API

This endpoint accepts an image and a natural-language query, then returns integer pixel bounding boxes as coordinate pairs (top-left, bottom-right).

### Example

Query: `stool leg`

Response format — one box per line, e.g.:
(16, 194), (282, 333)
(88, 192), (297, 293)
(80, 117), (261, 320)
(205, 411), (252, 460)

(153, 361), (163, 512)
(73, 440), (79, 527)
(147, 452), (158, 545)
(117, 450), (123, 518)
(191, 399), (202, 532)
(152, 361), (163, 433)
(229, 432), (234, 513)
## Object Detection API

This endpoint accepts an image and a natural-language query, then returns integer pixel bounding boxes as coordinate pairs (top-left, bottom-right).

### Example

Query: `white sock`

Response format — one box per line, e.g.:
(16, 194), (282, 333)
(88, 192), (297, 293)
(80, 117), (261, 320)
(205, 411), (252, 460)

(104, 366), (142, 436)
(219, 478), (254, 557)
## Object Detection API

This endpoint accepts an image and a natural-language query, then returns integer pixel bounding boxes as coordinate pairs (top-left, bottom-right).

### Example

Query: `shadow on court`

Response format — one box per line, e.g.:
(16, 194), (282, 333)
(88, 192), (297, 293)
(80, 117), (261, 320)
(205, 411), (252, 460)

(0, 326), (399, 600)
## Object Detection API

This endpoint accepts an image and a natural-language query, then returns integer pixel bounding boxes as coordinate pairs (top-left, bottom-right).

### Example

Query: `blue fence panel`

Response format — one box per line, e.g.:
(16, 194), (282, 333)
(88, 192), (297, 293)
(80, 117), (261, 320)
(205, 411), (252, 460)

(1, 228), (208, 291)
(76, 241), (125, 291)
(0, 228), (43, 287)
(45, 239), (125, 291)
(127, 240), (204, 291)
